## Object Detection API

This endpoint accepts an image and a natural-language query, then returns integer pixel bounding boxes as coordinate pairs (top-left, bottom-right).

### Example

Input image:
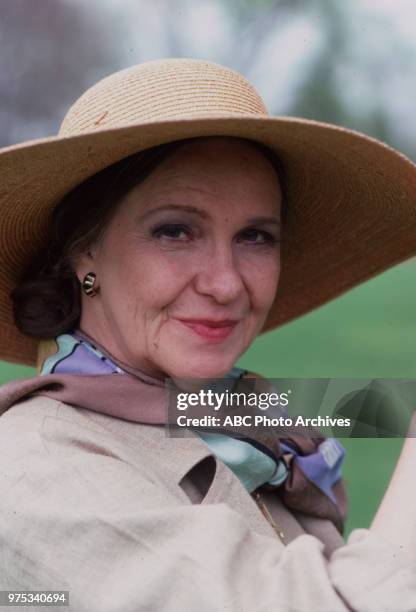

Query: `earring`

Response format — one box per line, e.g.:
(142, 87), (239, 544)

(82, 272), (98, 297)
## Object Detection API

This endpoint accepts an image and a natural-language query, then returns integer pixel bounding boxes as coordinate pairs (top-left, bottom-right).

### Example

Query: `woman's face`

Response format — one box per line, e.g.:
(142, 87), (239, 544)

(75, 137), (282, 380)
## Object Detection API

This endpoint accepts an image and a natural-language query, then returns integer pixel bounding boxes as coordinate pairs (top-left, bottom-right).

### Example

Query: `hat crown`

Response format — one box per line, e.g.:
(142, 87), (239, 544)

(59, 58), (269, 136)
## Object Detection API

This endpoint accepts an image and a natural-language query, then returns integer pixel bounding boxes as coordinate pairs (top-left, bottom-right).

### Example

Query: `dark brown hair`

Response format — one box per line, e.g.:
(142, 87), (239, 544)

(11, 136), (287, 338)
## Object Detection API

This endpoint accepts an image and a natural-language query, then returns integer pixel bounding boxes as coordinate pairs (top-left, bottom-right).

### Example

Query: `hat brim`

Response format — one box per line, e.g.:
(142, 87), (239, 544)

(1, 115), (416, 366)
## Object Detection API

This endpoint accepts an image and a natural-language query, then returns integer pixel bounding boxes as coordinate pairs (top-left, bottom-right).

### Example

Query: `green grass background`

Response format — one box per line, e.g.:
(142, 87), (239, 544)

(1, 258), (415, 538)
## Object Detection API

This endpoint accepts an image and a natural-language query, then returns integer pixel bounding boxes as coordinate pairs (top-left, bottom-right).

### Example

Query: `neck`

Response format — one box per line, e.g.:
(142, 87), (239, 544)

(74, 327), (168, 385)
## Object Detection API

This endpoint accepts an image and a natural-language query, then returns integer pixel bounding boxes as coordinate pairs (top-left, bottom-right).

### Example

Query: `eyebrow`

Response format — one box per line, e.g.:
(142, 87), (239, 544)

(137, 204), (280, 225)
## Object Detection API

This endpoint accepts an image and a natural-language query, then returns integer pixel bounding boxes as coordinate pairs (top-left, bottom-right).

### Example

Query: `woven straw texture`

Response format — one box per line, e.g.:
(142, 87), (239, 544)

(1, 58), (416, 366)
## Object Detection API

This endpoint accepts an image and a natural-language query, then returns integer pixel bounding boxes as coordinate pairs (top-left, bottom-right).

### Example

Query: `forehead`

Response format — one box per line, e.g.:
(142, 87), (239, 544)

(155, 137), (279, 179)
(127, 137), (282, 205)
(99, 138), (283, 236)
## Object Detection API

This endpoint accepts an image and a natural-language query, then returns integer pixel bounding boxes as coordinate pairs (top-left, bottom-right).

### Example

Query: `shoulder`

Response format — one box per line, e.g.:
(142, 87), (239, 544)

(0, 396), (180, 520)
(0, 394), (135, 476)
(0, 392), (180, 468)
(0, 393), (177, 489)
(0, 393), (61, 423)
(0, 396), (65, 515)
(0, 395), (61, 460)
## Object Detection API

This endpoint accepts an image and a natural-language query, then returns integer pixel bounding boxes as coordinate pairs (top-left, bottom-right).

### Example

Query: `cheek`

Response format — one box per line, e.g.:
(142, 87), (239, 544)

(244, 253), (281, 312)
(102, 245), (194, 318)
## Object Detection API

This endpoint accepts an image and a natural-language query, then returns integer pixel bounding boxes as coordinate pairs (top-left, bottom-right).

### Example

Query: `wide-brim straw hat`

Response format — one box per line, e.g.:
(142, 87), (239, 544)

(1, 58), (416, 367)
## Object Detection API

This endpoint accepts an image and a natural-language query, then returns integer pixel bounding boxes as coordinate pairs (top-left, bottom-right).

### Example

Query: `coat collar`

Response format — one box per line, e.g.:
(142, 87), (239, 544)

(82, 407), (345, 554)
(84, 407), (216, 487)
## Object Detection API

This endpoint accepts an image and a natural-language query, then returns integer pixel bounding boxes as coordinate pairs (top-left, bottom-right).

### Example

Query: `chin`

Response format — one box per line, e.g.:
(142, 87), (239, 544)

(169, 357), (238, 381)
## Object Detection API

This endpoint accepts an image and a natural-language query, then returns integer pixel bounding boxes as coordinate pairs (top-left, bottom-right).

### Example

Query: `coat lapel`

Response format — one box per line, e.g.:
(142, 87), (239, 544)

(75, 408), (345, 553)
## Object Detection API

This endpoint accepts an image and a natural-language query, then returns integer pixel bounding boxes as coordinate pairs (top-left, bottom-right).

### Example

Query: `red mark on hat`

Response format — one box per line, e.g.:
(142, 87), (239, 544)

(94, 111), (109, 126)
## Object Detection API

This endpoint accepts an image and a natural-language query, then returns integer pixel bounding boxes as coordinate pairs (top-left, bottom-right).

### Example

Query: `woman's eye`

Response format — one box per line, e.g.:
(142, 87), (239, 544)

(238, 229), (279, 245)
(151, 223), (192, 241)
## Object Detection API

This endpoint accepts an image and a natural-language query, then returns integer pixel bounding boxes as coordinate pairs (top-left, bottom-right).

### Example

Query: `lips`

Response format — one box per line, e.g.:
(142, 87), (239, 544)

(175, 318), (238, 342)
(179, 318), (238, 327)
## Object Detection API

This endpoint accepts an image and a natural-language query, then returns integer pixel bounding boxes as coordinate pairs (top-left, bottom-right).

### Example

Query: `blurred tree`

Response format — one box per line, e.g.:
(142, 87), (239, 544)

(289, 1), (350, 124)
(220, 0), (305, 73)
(0, 0), (116, 145)
(219, 0), (411, 158)
(290, 0), (391, 145)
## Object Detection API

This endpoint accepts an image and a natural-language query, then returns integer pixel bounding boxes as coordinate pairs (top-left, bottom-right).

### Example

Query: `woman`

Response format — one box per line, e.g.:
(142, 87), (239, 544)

(0, 58), (415, 611)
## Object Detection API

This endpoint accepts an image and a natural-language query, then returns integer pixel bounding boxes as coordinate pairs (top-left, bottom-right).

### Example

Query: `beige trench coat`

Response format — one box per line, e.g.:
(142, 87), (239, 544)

(0, 395), (415, 611)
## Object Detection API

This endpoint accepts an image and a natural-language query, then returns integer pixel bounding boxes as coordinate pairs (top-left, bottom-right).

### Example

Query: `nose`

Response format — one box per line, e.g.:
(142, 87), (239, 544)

(193, 242), (245, 304)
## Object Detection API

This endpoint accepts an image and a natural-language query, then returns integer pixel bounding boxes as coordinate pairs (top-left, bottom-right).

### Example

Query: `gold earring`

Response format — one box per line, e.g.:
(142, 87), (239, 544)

(82, 272), (98, 297)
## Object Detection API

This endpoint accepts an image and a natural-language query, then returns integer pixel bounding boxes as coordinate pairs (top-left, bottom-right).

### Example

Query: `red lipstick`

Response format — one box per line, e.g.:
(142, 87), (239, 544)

(176, 318), (238, 342)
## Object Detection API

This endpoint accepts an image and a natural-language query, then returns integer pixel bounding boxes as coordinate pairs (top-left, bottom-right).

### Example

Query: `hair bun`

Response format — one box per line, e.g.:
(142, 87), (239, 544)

(11, 267), (80, 338)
